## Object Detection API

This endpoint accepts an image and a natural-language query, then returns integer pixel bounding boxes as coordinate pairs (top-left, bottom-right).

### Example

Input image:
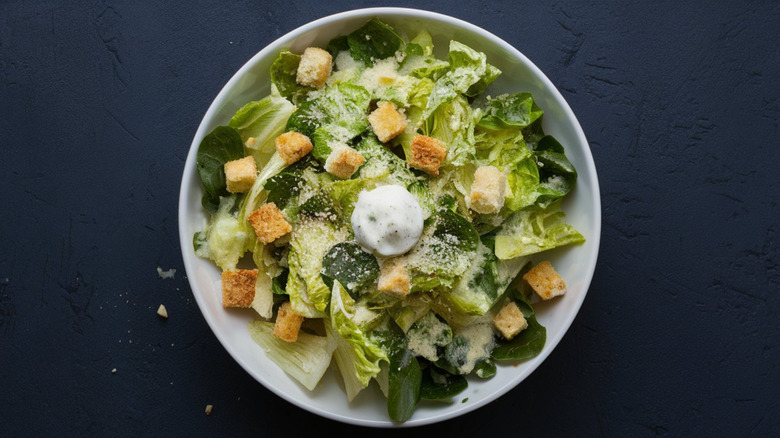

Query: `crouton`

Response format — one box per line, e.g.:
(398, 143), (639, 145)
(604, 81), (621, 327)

(377, 257), (411, 297)
(324, 144), (366, 179)
(247, 202), (292, 244)
(296, 47), (332, 89)
(275, 131), (313, 165)
(221, 269), (258, 308)
(493, 301), (527, 340)
(224, 156), (257, 193)
(469, 165), (508, 214)
(408, 134), (446, 176)
(523, 260), (567, 300)
(368, 101), (407, 143)
(273, 301), (304, 342)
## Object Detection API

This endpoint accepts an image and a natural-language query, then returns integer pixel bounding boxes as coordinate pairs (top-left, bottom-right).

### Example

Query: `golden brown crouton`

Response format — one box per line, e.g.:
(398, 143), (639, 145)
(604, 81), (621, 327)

(273, 301), (304, 342)
(523, 260), (567, 300)
(222, 269), (258, 308)
(470, 165), (508, 214)
(247, 202), (292, 244)
(408, 134), (446, 176)
(324, 144), (366, 179)
(275, 131), (313, 164)
(368, 101), (407, 143)
(493, 301), (528, 340)
(224, 156), (257, 193)
(377, 257), (411, 297)
(296, 47), (332, 88)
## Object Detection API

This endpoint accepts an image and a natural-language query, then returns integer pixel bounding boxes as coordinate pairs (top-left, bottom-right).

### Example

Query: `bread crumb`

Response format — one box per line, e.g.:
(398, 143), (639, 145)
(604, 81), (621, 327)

(157, 304), (168, 319)
(408, 134), (446, 175)
(205, 404), (213, 415)
(275, 131), (314, 165)
(247, 202), (292, 244)
(523, 260), (567, 300)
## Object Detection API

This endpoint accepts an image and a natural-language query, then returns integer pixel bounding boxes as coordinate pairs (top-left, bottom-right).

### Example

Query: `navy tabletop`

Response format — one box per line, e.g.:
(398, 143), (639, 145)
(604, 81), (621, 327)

(1, 1), (778, 436)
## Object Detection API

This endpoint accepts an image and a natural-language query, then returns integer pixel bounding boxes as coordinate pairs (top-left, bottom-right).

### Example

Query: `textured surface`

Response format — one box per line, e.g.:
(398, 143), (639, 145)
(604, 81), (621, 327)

(1, 0), (778, 436)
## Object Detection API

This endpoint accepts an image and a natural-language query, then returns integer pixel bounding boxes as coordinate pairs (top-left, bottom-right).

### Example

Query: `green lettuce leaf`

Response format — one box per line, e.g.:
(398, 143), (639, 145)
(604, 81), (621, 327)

(477, 92), (544, 131)
(228, 87), (296, 167)
(286, 218), (347, 316)
(346, 17), (404, 66)
(195, 125), (245, 213)
(492, 295), (546, 361)
(248, 320), (336, 390)
(193, 194), (250, 271)
(328, 281), (388, 401)
(495, 201), (585, 259)
(285, 82), (371, 161)
(269, 50), (310, 104)
(423, 41), (493, 120)
(441, 234), (530, 319)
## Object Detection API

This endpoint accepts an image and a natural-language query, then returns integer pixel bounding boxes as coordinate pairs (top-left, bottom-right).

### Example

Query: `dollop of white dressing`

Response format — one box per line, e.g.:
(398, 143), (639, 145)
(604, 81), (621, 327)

(351, 185), (424, 257)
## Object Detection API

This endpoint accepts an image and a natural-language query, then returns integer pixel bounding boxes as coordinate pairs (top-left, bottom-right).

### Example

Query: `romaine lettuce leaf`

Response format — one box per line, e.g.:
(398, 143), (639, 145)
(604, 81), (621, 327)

(423, 41), (494, 120)
(328, 281), (388, 401)
(441, 234), (530, 320)
(495, 201), (585, 259)
(193, 194), (250, 271)
(269, 50), (310, 104)
(477, 92), (543, 131)
(286, 218), (347, 316)
(228, 86), (296, 167)
(404, 208), (479, 291)
(248, 320), (336, 391)
(286, 82), (371, 161)
(237, 152), (288, 233)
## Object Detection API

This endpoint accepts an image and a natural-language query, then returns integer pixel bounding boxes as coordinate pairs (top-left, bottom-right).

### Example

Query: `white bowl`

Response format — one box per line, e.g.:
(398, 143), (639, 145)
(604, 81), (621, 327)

(178, 7), (601, 428)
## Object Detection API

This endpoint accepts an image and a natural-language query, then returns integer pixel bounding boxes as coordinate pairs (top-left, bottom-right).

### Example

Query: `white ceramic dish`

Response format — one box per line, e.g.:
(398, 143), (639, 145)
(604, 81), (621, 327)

(178, 7), (601, 428)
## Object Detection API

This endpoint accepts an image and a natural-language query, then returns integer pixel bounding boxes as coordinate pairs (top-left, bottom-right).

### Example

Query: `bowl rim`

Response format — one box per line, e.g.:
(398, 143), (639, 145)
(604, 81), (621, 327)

(178, 6), (601, 427)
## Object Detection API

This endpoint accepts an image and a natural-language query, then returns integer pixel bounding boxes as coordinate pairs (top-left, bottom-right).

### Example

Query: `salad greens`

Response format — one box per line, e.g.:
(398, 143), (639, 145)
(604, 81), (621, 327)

(194, 17), (585, 422)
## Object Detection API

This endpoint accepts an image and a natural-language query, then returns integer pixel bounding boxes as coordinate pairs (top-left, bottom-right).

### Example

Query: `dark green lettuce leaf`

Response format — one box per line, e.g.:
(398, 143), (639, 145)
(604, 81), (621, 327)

(347, 17), (404, 66)
(196, 126), (245, 213)
(478, 92), (544, 131)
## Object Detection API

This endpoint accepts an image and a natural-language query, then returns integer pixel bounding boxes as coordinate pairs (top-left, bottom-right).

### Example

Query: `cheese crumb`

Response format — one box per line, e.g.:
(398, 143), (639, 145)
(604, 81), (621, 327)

(157, 267), (176, 279)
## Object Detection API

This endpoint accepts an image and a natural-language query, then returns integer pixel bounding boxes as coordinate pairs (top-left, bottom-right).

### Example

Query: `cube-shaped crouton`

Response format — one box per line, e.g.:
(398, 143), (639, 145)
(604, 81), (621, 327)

(247, 202), (292, 244)
(377, 257), (411, 297)
(275, 131), (313, 165)
(408, 135), (446, 176)
(493, 301), (528, 340)
(296, 47), (332, 89)
(470, 165), (508, 214)
(523, 260), (567, 300)
(273, 301), (305, 342)
(324, 144), (366, 179)
(224, 156), (257, 193)
(222, 269), (258, 308)
(368, 101), (407, 143)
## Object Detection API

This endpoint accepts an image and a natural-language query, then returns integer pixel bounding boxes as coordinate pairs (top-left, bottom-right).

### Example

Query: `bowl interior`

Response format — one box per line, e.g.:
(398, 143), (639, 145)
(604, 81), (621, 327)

(179, 7), (600, 427)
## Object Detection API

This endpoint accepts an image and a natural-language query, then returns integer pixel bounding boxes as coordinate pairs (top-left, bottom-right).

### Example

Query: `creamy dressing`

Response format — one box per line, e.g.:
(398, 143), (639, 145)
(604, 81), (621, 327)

(350, 185), (424, 257)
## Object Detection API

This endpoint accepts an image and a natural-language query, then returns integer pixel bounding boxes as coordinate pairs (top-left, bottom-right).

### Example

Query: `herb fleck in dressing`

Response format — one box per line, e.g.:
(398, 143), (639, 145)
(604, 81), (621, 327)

(351, 185), (424, 257)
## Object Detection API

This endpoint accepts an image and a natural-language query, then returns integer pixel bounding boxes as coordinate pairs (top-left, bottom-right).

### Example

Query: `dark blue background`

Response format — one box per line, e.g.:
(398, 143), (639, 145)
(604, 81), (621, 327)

(1, 1), (778, 436)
